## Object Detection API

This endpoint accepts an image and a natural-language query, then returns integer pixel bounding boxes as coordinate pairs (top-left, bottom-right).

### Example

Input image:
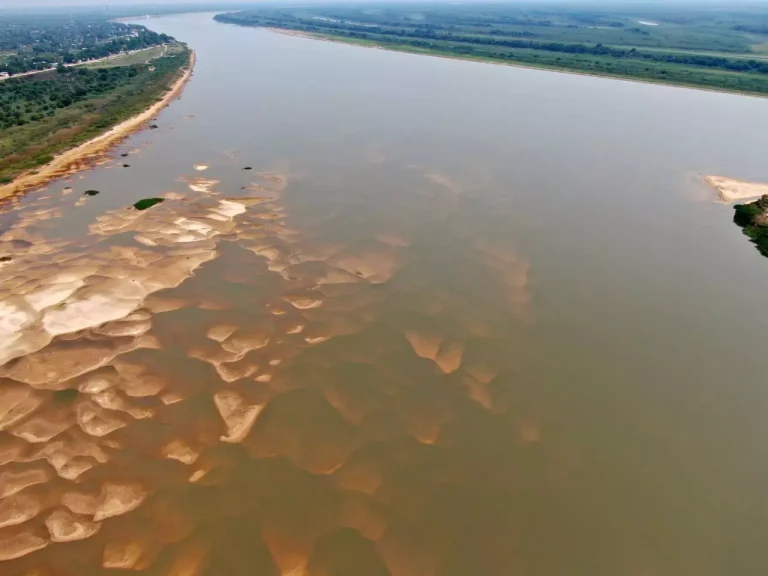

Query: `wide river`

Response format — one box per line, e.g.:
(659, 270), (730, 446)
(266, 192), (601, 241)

(2, 12), (768, 576)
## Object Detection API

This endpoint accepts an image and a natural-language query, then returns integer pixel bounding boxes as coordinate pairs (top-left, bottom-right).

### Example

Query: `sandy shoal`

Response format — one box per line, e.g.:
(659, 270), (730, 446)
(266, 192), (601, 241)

(702, 174), (768, 203)
(0, 51), (196, 200)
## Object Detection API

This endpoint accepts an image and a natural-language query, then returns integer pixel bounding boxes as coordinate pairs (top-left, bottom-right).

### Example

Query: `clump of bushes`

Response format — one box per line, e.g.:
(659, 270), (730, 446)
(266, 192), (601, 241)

(734, 194), (768, 256)
(133, 197), (164, 210)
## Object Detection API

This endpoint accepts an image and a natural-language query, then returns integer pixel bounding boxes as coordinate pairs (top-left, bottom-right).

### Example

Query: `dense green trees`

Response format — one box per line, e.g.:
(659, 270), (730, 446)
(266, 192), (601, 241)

(0, 18), (172, 76)
(0, 50), (189, 182)
(0, 66), (147, 129)
(734, 196), (768, 257)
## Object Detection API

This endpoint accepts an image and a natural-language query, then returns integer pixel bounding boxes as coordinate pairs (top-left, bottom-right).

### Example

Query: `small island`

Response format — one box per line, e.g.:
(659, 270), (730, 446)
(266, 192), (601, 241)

(734, 195), (768, 257)
(703, 175), (768, 203)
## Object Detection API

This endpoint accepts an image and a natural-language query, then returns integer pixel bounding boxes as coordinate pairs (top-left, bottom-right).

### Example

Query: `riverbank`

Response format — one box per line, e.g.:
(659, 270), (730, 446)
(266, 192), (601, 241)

(0, 50), (195, 199)
(269, 28), (768, 100)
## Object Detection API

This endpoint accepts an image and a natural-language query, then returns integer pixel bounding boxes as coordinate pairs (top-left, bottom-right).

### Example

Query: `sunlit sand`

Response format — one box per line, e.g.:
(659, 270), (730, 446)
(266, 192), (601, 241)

(703, 174), (768, 202)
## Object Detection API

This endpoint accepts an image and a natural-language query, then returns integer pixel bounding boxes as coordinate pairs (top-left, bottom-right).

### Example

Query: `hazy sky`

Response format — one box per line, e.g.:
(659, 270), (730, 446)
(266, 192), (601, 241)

(0, 0), (260, 7)
(0, 0), (753, 8)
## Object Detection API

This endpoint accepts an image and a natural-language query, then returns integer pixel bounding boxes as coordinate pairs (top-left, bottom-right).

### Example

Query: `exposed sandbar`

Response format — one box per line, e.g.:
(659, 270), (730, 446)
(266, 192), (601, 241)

(702, 175), (768, 203)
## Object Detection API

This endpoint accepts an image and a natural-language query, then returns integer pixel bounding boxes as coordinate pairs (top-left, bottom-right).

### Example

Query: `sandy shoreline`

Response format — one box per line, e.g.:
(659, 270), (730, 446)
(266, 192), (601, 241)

(0, 50), (196, 200)
(268, 28), (768, 101)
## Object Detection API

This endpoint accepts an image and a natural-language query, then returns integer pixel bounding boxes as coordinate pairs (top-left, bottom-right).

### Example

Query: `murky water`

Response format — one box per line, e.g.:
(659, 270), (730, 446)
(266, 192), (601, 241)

(2, 12), (768, 576)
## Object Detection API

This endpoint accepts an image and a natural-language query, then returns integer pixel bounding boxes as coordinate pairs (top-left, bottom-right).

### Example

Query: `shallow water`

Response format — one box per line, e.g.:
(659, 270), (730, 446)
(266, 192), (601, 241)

(2, 12), (768, 576)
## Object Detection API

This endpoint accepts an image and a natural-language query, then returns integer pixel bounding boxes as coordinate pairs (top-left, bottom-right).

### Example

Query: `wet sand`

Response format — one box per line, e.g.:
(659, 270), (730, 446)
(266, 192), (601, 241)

(0, 161), (535, 571)
(0, 51), (196, 200)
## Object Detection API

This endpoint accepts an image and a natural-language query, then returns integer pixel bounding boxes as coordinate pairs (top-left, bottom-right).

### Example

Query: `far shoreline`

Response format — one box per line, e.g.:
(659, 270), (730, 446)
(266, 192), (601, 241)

(268, 28), (768, 101)
(0, 50), (196, 200)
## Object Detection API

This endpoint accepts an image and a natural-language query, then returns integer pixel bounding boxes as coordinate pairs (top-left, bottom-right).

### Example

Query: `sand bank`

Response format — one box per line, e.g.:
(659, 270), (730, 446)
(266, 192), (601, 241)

(702, 175), (768, 203)
(0, 51), (196, 200)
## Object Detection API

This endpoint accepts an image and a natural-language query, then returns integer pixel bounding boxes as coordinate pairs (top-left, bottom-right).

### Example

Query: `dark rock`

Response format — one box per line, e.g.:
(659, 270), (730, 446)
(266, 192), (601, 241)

(84, 189), (100, 196)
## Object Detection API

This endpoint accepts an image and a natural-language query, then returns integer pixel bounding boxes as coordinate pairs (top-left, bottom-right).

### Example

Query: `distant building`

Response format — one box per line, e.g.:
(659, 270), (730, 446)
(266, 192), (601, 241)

(0, 72), (9, 79)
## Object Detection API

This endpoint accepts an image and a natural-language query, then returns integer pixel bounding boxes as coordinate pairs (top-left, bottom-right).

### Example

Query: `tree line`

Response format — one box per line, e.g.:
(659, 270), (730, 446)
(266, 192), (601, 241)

(219, 13), (768, 76)
(0, 49), (189, 182)
(0, 66), (140, 129)
(1, 23), (172, 76)
(0, 50), (183, 131)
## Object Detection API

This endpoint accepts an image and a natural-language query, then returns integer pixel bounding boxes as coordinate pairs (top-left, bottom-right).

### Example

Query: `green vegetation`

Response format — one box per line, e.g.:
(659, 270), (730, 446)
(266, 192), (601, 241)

(2, 66), (145, 130)
(133, 197), (164, 210)
(0, 11), (192, 185)
(734, 196), (768, 256)
(0, 49), (190, 183)
(215, 3), (768, 95)
(0, 16), (172, 76)
(83, 43), (185, 69)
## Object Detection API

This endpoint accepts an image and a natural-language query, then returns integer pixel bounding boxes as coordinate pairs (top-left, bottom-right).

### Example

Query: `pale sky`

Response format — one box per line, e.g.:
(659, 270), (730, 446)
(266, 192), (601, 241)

(0, 0), (752, 9)
(0, 0), (260, 7)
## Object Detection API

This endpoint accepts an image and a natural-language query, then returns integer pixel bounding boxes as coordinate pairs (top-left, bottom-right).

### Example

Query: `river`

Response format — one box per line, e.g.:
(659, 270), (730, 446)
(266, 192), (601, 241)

(1, 11), (767, 576)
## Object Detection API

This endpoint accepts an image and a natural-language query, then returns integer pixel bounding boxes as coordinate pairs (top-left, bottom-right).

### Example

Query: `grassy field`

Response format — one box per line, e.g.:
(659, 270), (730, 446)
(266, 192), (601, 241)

(82, 42), (186, 69)
(215, 3), (768, 96)
(0, 48), (190, 183)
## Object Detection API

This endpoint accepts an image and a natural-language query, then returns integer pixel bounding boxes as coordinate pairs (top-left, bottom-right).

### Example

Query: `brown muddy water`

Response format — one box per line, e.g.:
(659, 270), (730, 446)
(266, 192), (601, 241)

(2, 12), (768, 576)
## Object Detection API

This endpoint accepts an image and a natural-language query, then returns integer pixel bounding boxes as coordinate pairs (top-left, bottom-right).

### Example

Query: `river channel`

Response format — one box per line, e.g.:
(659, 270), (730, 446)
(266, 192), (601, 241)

(1, 11), (768, 576)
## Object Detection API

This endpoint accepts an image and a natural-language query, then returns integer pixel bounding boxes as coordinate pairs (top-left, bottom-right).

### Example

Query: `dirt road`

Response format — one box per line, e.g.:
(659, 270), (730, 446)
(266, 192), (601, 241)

(0, 45), (162, 82)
